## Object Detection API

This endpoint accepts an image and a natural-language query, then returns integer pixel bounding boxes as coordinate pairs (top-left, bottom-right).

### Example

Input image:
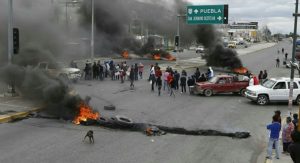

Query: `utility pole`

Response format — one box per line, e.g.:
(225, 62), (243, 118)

(288, 0), (299, 115)
(91, 0), (94, 63)
(8, 0), (13, 65)
(5, 0), (16, 96)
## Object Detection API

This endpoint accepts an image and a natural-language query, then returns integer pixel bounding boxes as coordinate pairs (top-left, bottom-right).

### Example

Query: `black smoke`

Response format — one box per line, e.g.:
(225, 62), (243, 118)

(194, 25), (243, 69)
(78, 0), (196, 55)
(0, 0), (83, 119)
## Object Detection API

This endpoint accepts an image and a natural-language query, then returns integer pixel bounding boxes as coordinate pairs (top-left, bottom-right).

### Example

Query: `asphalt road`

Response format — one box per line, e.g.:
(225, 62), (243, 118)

(0, 40), (295, 163)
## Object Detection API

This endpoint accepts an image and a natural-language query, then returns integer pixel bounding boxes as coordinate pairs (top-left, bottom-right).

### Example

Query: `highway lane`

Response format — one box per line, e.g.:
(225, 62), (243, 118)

(0, 41), (295, 163)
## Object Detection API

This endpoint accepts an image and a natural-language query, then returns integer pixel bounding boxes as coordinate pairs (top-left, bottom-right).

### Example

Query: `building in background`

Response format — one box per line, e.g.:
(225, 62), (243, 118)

(228, 22), (259, 42)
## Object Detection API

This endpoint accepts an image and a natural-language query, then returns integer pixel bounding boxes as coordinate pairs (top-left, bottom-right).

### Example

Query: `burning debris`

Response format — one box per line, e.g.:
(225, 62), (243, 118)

(73, 102), (100, 125)
(68, 101), (250, 139)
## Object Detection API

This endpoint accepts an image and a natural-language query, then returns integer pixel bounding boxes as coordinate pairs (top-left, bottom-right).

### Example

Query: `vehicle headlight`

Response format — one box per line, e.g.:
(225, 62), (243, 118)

(246, 90), (256, 96)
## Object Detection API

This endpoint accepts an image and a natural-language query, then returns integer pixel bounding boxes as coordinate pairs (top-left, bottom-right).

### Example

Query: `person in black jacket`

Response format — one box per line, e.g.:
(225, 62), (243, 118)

(174, 70), (180, 90)
(180, 72), (187, 93)
(187, 76), (195, 94)
(289, 130), (300, 163)
(129, 65), (135, 89)
(199, 74), (207, 82)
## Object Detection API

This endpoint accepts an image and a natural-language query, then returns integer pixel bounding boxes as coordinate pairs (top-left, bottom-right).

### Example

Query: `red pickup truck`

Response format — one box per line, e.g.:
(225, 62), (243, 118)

(190, 75), (249, 96)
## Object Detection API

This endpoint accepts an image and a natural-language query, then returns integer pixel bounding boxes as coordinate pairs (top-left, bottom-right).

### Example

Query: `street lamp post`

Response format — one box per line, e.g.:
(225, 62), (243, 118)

(288, 0), (299, 115)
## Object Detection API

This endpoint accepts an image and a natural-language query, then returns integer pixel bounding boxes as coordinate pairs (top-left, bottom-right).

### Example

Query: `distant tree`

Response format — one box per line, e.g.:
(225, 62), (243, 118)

(261, 25), (272, 41)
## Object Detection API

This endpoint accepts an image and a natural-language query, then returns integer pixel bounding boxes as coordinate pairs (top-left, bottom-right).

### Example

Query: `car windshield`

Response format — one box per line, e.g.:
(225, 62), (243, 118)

(208, 76), (218, 83)
(262, 79), (276, 88)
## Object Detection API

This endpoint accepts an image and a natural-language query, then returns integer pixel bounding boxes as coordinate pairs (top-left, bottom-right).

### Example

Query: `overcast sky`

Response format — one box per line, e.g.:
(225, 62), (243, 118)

(187, 0), (296, 34)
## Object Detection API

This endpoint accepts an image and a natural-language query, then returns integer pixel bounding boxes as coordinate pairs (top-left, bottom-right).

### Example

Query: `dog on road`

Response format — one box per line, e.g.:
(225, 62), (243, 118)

(83, 130), (94, 144)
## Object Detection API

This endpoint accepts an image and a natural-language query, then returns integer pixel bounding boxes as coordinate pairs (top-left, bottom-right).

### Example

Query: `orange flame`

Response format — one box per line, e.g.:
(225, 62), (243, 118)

(165, 54), (176, 61)
(233, 67), (248, 74)
(73, 102), (100, 125)
(122, 50), (129, 59)
(153, 54), (161, 60)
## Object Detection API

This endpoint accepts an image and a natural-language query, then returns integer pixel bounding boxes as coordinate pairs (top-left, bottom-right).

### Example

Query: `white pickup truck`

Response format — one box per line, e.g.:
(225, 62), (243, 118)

(37, 62), (81, 82)
(245, 77), (300, 105)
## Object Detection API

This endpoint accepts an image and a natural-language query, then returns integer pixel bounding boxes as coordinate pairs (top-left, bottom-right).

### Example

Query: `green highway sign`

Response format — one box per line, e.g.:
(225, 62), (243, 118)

(186, 5), (228, 24)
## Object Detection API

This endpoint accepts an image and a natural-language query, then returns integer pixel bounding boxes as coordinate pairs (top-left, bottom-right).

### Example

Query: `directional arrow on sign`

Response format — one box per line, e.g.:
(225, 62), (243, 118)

(217, 16), (222, 21)
(194, 9), (198, 14)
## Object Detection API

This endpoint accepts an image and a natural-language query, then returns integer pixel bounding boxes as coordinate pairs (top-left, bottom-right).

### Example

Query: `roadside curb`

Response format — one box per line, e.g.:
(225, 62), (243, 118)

(0, 106), (43, 123)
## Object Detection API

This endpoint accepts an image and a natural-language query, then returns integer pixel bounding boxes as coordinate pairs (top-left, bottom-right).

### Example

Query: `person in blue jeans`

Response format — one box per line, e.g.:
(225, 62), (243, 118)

(266, 115), (281, 160)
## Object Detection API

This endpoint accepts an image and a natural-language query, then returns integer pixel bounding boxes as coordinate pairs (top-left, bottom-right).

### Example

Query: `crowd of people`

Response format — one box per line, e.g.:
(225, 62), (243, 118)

(147, 63), (215, 97)
(81, 60), (144, 84)
(266, 110), (300, 162)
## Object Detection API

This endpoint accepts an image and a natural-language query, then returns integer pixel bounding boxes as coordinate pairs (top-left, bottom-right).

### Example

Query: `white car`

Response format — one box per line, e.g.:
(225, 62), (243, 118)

(196, 46), (205, 53)
(38, 62), (82, 82)
(245, 77), (300, 105)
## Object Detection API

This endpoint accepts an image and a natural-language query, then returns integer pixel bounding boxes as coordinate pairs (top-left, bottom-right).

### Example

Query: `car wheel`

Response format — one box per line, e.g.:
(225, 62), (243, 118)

(296, 95), (300, 105)
(240, 89), (246, 97)
(204, 89), (213, 97)
(257, 95), (268, 105)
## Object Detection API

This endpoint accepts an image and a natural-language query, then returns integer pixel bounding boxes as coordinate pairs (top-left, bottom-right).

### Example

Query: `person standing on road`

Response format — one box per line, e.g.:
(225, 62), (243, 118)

(266, 115), (281, 160)
(163, 69), (170, 91)
(187, 76), (195, 94)
(276, 57), (280, 67)
(180, 71), (187, 93)
(274, 110), (282, 124)
(282, 48), (285, 54)
(263, 70), (268, 80)
(195, 68), (201, 81)
(167, 72), (175, 97)
(292, 113), (298, 129)
(174, 70), (180, 90)
(258, 71), (263, 83)
(289, 130), (300, 163)
(282, 117), (294, 154)
(134, 63), (139, 81)
(285, 53), (288, 60)
(138, 62), (144, 79)
(156, 67), (162, 96)
(129, 65), (135, 89)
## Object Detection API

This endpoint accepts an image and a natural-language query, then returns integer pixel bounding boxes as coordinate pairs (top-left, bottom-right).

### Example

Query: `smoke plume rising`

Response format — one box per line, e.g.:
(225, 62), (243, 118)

(0, 0), (82, 118)
(194, 25), (243, 69)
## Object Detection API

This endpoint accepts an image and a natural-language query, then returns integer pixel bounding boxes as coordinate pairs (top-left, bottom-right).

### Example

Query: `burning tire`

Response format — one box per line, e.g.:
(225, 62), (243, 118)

(257, 95), (268, 105)
(113, 115), (133, 127)
(204, 89), (213, 97)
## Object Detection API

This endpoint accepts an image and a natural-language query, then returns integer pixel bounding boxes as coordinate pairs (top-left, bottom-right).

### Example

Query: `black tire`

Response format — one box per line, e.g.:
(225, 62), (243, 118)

(296, 95), (300, 105)
(104, 105), (116, 111)
(114, 115), (133, 127)
(257, 95), (268, 105)
(204, 89), (213, 97)
(240, 89), (246, 97)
